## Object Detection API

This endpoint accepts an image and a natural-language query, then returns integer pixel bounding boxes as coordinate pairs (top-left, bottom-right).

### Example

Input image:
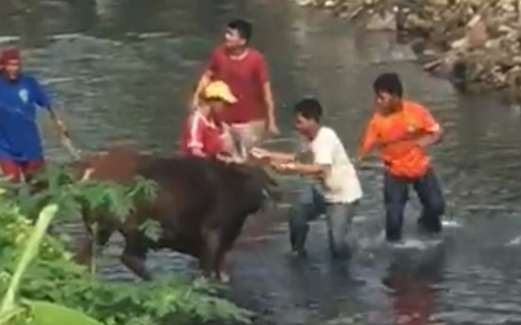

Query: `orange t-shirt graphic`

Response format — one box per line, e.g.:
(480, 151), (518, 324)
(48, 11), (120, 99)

(359, 100), (441, 179)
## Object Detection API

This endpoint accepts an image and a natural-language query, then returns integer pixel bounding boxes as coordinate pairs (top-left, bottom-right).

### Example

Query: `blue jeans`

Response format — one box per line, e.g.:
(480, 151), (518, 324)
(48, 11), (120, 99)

(384, 169), (445, 242)
(289, 185), (357, 258)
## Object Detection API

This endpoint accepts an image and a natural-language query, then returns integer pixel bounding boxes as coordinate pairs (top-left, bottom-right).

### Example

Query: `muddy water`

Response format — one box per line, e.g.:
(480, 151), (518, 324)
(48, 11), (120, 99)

(2, 1), (521, 324)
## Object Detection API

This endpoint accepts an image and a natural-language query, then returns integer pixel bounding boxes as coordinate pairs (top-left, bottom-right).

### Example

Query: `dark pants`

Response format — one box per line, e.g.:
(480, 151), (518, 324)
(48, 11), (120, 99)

(384, 169), (445, 242)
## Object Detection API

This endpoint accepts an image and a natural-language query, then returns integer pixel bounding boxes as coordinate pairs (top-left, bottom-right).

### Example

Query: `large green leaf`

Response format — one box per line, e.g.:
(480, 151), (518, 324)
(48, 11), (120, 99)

(27, 301), (102, 325)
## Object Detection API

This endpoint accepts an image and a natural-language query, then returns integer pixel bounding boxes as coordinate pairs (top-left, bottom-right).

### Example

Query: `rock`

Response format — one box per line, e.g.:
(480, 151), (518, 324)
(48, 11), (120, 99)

(366, 11), (397, 31)
(451, 37), (469, 49)
(404, 13), (434, 31)
(427, 0), (449, 6)
(485, 38), (502, 49)
(302, 0), (521, 103)
(450, 15), (488, 49)
(324, 0), (337, 8)
(466, 16), (488, 48)
(296, 0), (315, 6)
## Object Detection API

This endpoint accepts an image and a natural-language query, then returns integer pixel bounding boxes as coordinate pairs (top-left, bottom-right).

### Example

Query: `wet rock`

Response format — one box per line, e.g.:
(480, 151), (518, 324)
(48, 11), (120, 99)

(296, 0), (316, 6)
(366, 10), (397, 31)
(326, 316), (357, 324)
(326, 313), (364, 325)
(294, 0), (521, 105)
(324, 0), (338, 8)
(428, 0), (449, 6)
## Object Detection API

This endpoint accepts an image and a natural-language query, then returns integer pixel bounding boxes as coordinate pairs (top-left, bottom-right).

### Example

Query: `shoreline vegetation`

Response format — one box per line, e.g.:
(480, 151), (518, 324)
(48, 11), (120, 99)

(295, 0), (521, 106)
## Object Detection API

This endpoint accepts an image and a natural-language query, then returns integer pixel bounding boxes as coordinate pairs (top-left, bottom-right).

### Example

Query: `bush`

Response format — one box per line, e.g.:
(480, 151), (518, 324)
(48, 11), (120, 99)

(0, 165), (253, 325)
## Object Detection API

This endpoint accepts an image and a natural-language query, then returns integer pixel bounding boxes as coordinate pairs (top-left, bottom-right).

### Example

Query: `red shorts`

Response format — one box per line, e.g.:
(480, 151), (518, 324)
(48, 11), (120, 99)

(0, 160), (45, 182)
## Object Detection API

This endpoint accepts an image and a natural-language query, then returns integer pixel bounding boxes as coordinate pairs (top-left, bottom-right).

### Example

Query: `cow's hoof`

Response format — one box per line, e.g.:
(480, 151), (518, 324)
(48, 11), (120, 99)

(74, 253), (91, 266)
(217, 271), (231, 284)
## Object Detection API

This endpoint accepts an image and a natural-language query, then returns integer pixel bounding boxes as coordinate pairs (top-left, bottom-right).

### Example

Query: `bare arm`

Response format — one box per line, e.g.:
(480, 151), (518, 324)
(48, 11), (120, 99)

(250, 147), (295, 163)
(263, 82), (278, 134)
(267, 151), (295, 163)
(47, 107), (83, 159)
(413, 126), (443, 148)
(47, 107), (69, 137)
(357, 119), (379, 162)
(192, 70), (213, 109)
(383, 123), (444, 149)
(272, 161), (326, 176)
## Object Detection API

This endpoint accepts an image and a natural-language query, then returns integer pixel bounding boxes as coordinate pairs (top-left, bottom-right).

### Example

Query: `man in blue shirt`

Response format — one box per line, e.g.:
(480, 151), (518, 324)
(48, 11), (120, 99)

(0, 48), (69, 182)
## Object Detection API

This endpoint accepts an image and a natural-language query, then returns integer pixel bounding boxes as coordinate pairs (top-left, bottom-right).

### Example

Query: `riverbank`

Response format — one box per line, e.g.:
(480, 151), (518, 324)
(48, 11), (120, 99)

(295, 0), (521, 105)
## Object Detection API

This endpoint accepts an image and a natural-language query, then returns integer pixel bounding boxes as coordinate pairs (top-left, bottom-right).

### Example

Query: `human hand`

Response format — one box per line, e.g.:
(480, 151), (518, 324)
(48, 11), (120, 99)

(270, 161), (295, 173)
(55, 119), (70, 138)
(266, 121), (280, 136)
(250, 147), (270, 160)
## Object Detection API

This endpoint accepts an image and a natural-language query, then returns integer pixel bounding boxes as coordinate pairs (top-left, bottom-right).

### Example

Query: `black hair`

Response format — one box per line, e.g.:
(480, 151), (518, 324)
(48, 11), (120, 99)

(294, 98), (323, 122)
(227, 19), (253, 42)
(373, 72), (403, 98)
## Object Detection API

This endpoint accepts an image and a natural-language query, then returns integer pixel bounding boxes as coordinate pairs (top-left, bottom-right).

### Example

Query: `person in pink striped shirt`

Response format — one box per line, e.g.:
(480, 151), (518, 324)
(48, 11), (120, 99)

(180, 81), (238, 160)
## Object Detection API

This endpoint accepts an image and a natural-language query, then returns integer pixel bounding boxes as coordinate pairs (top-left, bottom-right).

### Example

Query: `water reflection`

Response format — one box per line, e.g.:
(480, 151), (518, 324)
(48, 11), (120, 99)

(383, 248), (445, 325)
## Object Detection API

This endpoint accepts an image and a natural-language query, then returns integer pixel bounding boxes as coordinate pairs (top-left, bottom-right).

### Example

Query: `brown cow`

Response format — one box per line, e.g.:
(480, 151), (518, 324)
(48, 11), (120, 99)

(75, 147), (278, 282)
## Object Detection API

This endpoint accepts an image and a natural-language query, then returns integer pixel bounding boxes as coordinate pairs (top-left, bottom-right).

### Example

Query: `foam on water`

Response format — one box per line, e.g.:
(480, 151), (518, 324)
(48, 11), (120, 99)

(0, 36), (20, 44)
(390, 238), (443, 250)
(506, 235), (521, 246)
(442, 219), (463, 228)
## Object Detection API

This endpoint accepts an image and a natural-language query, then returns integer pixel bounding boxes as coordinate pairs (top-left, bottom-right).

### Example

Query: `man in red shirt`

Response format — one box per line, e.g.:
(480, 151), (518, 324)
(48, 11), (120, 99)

(358, 73), (445, 242)
(192, 19), (278, 156)
(181, 81), (237, 159)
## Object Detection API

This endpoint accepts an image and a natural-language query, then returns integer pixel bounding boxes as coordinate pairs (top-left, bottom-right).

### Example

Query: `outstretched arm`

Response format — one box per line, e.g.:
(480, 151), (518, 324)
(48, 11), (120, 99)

(357, 118), (379, 162)
(250, 147), (296, 164)
(191, 70), (213, 110)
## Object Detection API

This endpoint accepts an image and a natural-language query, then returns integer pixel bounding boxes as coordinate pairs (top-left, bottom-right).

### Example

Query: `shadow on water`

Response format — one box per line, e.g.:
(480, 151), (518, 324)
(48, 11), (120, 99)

(3, 0), (521, 324)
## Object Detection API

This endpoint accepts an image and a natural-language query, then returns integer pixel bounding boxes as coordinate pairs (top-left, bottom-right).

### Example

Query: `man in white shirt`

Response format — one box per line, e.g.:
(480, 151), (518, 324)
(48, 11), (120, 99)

(251, 98), (362, 258)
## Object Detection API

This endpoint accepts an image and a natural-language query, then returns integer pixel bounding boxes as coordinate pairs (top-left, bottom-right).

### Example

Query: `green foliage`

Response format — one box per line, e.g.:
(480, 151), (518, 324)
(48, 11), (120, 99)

(1, 165), (159, 223)
(0, 164), (253, 325)
(139, 219), (162, 242)
(27, 301), (103, 325)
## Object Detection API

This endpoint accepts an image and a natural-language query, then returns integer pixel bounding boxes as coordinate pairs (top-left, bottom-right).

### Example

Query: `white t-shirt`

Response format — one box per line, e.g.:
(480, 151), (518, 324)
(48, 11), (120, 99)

(303, 126), (363, 204)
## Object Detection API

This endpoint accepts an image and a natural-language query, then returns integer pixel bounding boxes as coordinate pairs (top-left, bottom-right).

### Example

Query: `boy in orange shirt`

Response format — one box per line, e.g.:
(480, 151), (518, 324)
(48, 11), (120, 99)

(358, 73), (445, 242)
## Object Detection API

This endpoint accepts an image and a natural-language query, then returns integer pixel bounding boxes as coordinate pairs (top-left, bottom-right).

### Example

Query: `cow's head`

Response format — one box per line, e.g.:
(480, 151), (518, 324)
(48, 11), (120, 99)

(225, 159), (282, 208)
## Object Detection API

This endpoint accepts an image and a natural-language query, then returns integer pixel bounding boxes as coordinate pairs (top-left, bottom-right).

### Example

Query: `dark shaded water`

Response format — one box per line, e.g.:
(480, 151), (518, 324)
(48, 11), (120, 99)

(2, 1), (521, 324)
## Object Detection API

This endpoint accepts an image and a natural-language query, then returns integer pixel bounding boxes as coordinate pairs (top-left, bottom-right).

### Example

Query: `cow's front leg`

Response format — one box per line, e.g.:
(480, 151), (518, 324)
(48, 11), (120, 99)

(215, 248), (231, 284)
(75, 209), (96, 266)
(121, 254), (151, 281)
(75, 237), (93, 266)
(75, 220), (115, 266)
(201, 228), (221, 280)
(121, 233), (151, 281)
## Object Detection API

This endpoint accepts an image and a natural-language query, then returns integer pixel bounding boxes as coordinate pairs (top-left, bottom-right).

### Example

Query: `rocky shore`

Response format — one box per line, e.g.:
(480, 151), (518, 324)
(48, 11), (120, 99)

(296, 0), (521, 105)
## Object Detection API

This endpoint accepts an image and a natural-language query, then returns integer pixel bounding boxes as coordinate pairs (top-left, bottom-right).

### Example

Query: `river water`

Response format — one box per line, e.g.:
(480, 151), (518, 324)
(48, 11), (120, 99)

(2, 1), (521, 324)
